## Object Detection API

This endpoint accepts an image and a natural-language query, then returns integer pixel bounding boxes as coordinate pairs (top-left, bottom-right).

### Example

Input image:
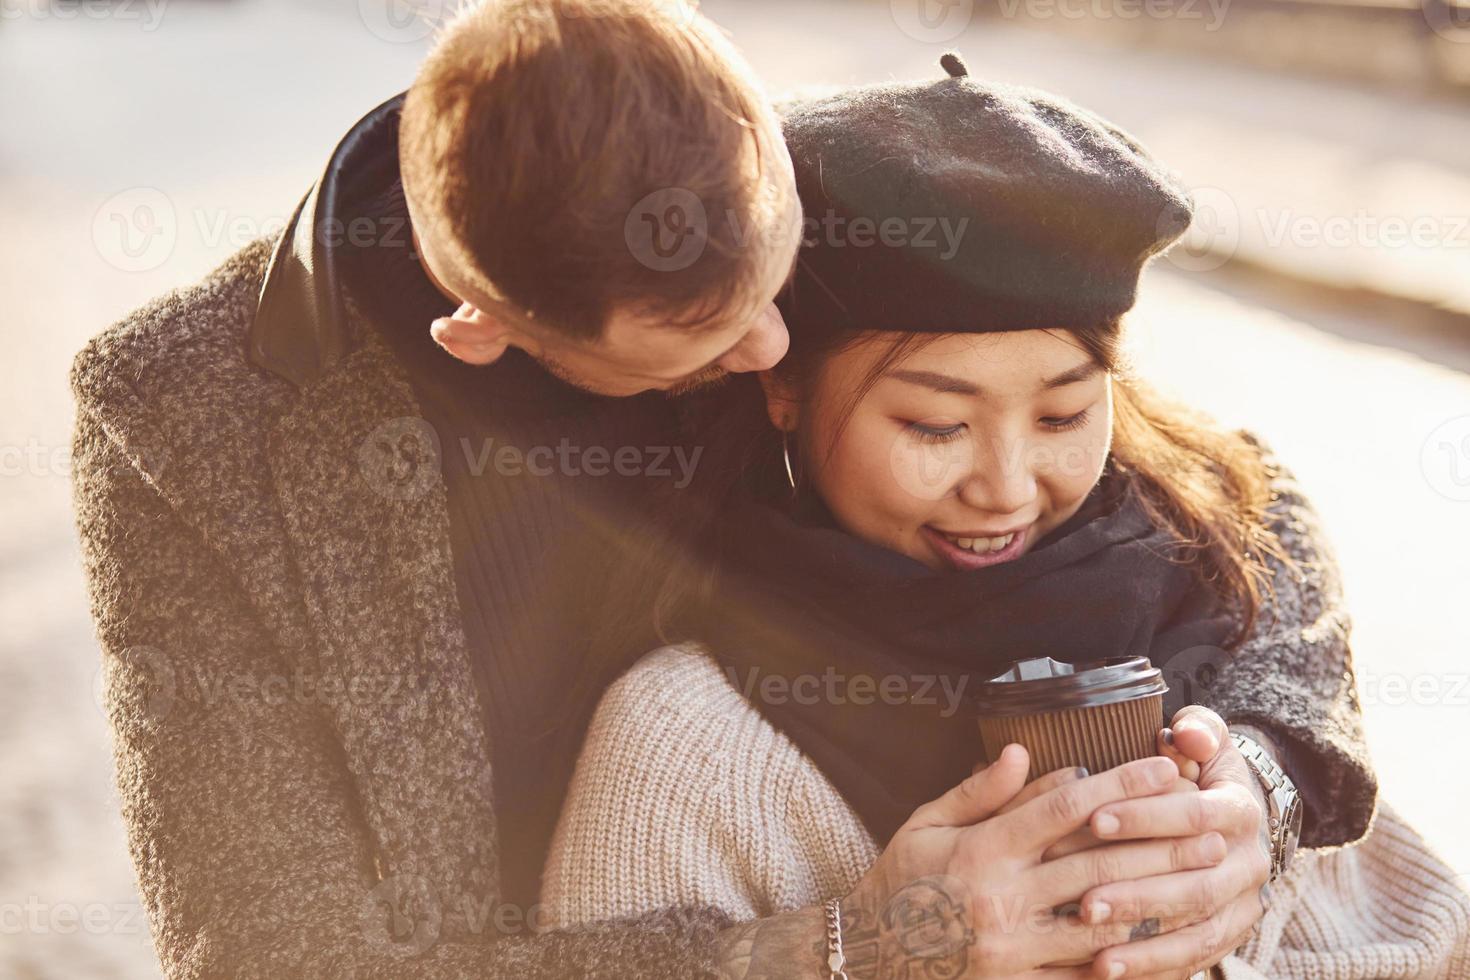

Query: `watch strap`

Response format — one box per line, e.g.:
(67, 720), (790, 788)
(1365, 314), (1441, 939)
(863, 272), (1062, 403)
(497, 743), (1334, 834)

(1230, 731), (1301, 882)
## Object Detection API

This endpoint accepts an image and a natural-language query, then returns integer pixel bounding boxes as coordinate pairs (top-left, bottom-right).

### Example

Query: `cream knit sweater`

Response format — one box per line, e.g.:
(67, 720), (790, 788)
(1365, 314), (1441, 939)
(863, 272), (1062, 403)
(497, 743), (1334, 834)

(540, 645), (1470, 979)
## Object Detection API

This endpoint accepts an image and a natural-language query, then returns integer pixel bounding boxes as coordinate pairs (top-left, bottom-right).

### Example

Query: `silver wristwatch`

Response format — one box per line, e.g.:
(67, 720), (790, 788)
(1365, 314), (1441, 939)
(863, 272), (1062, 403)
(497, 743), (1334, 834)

(1230, 731), (1303, 882)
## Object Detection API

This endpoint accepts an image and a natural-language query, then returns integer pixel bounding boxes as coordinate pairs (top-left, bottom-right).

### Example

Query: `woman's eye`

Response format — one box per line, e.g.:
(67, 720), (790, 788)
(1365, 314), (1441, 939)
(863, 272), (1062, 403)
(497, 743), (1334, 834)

(906, 421), (966, 444)
(1042, 408), (1092, 433)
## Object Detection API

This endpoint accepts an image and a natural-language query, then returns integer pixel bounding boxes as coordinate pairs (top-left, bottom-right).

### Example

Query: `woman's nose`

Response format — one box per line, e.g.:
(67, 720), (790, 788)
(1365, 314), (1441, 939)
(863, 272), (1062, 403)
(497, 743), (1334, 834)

(957, 434), (1038, 514)
(718, 303), (790, 374)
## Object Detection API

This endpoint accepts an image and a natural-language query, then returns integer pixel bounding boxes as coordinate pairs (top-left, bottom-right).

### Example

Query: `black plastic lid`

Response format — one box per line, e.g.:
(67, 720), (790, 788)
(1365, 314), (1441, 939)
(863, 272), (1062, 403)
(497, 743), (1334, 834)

(974, 655), (1168, 717)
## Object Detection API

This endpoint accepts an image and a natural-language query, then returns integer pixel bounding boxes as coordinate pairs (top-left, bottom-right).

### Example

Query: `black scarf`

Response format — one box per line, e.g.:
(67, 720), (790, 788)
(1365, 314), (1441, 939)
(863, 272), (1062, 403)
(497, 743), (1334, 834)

(692, 460), (1239, 845)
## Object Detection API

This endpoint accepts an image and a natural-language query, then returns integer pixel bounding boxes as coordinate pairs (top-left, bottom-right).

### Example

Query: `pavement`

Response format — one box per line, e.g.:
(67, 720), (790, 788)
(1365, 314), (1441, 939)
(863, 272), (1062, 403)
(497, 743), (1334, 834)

(1, 1), (1466, 976)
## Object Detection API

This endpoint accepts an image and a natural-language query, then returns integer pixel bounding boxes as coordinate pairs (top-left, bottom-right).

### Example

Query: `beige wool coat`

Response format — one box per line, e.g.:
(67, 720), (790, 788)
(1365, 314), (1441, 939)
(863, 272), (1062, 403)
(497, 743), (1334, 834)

(70, 238), (733, 978)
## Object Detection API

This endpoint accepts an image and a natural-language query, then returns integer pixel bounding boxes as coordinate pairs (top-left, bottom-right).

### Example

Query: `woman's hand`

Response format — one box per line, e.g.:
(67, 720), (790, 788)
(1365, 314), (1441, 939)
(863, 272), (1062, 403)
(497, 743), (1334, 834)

(1074, 707), (1273, 979)
(835, 745), (1230, 979)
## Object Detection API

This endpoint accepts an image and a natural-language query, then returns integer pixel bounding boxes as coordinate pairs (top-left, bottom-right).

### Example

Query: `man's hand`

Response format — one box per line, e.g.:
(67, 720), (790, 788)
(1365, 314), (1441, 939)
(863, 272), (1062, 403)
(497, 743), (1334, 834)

(1074, 707), (1273, 979)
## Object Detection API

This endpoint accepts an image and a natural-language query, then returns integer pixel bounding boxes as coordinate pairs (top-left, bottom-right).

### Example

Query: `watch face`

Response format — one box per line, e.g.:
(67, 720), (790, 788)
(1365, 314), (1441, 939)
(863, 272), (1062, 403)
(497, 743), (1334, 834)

(1281, 797), (1303, 870)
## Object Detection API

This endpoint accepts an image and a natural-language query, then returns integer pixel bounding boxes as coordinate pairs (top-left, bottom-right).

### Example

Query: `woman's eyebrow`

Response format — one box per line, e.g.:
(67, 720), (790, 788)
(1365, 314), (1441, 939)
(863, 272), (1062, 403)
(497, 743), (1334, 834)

(885, 360), (1100, 396)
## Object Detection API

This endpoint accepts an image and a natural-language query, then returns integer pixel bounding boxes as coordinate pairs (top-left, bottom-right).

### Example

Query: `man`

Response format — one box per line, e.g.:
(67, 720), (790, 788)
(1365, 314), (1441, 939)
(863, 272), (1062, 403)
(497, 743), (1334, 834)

(73, 1), (818, 974)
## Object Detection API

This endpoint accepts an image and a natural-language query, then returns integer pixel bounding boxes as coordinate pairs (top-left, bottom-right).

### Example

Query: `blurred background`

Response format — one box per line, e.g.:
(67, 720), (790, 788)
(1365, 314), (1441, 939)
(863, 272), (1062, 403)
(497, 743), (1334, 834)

(3, 0), (1469, 975)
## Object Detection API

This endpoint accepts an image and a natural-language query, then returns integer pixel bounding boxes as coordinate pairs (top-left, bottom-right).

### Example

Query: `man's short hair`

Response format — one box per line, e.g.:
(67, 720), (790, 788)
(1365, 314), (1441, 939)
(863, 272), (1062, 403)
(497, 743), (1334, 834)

(400, 0), (797, 341)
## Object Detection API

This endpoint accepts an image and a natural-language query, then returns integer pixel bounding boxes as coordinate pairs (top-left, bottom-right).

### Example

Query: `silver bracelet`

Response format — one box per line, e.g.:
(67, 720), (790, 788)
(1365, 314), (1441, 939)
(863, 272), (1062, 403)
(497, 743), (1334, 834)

(823, 898), (849, 980)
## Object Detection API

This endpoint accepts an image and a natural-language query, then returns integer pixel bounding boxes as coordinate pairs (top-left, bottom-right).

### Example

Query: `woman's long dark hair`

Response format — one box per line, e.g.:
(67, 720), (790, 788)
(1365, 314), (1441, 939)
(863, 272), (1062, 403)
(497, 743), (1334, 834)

(596, 313), (1294, 663)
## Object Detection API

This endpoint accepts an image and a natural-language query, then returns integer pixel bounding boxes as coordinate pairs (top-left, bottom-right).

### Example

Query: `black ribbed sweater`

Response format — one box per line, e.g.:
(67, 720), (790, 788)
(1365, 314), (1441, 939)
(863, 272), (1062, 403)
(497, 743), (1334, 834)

(340, 180), (693, 910)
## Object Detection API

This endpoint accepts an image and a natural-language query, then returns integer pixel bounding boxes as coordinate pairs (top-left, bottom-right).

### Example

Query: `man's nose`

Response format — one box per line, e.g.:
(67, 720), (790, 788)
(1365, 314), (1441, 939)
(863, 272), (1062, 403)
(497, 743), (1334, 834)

(718, 303), (790, 374)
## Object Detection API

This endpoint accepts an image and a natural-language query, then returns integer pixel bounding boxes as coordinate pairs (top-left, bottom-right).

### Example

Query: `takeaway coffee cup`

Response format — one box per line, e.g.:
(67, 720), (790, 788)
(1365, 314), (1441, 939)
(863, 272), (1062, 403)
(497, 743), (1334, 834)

(975, 655), (1168, 782)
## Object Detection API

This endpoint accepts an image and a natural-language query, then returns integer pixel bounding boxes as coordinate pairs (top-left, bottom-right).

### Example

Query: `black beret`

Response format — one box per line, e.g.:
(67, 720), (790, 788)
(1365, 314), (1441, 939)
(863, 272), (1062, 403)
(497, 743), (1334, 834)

(777, 53), (1194, 335)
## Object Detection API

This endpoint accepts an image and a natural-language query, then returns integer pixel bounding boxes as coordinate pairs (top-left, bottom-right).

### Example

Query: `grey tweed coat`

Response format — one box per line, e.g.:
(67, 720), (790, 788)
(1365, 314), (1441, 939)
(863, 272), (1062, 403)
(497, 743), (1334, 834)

(69, 236), (1376, 979)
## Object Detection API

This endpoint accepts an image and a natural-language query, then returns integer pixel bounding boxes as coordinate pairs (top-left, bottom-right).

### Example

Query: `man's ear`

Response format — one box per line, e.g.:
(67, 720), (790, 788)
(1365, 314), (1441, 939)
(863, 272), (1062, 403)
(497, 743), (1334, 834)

(429, 303), (512, 365)
(758, 370), (801, 432)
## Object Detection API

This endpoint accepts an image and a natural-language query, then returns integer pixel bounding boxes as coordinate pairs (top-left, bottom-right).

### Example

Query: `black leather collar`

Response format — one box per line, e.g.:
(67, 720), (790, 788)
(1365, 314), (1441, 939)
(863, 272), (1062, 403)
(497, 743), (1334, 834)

(249, 92), (407, 389)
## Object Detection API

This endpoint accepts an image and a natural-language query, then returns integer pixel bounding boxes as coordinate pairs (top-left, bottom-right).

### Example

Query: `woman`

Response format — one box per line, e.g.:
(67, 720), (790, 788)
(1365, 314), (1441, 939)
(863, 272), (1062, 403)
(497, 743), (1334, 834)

(541, 59), (1467, 979)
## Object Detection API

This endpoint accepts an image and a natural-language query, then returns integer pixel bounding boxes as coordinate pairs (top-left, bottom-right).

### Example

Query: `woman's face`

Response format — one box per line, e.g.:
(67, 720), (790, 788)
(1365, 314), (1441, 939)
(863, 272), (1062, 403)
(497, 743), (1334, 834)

(767, 330), (1113, 572)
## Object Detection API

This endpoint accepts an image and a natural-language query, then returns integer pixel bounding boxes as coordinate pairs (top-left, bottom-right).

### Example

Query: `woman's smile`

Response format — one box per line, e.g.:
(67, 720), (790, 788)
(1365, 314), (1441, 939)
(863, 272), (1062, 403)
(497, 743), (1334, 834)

(921, 523), (1030, 570)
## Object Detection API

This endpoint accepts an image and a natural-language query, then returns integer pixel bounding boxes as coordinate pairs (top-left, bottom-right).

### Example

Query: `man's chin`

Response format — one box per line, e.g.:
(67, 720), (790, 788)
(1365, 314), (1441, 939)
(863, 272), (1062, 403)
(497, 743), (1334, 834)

(664, 366), (730, 397)
(525, 350), (622, 396)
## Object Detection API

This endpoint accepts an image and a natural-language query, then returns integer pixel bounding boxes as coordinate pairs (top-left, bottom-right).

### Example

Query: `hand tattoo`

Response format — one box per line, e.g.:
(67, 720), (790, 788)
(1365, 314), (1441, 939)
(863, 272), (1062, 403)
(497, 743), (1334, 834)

(844, 876), (975, 980)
